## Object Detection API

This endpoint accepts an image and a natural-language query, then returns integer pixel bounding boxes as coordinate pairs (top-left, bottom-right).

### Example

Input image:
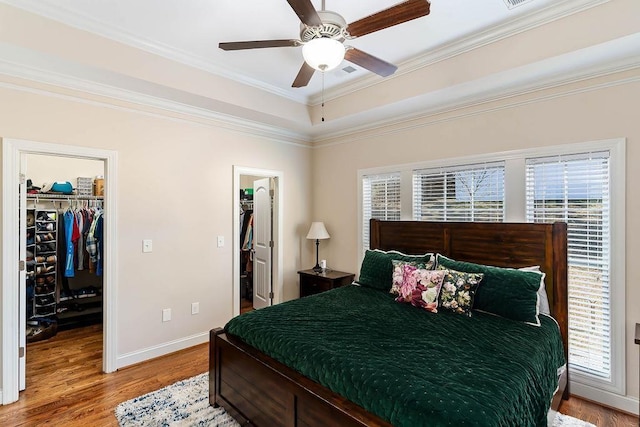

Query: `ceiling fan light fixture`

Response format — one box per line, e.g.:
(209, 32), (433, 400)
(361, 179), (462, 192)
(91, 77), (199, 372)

(302, 38), (345, 72)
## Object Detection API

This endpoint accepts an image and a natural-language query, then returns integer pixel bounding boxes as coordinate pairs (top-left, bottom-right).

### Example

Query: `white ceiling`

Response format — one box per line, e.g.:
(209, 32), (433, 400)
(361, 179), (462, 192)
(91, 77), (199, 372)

(1, 0), (558, 100)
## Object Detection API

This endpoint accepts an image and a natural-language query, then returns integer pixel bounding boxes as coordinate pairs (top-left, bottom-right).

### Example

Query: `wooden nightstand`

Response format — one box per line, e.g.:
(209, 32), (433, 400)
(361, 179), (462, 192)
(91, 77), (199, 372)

(298, 269), (355, 298)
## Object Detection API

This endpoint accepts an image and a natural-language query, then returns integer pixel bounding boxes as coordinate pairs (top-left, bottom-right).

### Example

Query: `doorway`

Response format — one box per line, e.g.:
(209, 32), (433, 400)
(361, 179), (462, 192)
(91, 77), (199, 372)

(233, 166), (283, 317)
(2, 138), (118, 405)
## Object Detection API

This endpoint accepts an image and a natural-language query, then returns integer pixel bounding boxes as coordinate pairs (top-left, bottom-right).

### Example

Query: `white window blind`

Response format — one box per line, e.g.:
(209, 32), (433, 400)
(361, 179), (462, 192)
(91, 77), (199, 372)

(413, 162), (505, 221)
(362, 172), (401, 250)
(525, 151), (611, 380)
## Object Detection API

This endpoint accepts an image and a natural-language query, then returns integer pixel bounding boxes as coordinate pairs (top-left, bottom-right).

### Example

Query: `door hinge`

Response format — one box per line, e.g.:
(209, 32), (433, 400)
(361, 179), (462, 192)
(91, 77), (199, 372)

(268, 292), (274, 299)
(269, 240), (274, 248)
(19, 174), (26, 185)
(269, 189), (274, 197)
(19, 260), (25, 271)
(19, 347), (25, 358)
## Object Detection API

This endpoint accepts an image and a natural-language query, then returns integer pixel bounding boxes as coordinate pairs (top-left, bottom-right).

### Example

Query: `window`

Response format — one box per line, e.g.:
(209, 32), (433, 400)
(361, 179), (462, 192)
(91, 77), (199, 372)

(413, 162), (505, 221)
(358, 139), (625, 399)
(361, 172), (401, 251)
(526, 152), (612, 380)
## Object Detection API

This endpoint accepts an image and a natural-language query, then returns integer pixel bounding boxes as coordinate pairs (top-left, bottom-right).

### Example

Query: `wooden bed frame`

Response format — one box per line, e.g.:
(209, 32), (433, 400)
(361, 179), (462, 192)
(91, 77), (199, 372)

(210, 220), (568, 426)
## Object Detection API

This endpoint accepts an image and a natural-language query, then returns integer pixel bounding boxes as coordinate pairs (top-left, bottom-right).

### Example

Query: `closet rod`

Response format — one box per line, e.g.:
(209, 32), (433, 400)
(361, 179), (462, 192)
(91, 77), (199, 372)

(26, 194), (104, 201)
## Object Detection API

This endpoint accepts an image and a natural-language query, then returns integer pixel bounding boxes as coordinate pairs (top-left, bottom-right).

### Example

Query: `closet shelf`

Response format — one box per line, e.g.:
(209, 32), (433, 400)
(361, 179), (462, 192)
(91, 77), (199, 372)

(27, 194), (104, 201)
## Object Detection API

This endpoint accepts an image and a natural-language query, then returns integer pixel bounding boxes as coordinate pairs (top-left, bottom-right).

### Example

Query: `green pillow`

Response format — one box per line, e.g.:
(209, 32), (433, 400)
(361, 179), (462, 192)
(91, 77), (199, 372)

(357, 250), (434, 291)
(436, 254), (542, 326)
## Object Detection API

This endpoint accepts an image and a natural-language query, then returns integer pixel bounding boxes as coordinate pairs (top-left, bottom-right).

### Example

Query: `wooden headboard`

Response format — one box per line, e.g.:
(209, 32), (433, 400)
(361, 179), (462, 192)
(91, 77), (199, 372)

(370, 219), (568, 372)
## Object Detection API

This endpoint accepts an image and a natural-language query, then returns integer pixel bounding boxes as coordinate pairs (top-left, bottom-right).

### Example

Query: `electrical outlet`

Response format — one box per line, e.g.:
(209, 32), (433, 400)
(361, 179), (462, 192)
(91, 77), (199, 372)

(191, 302), (199, 315)
(162, 308), (171, 322)
(143, 239), (153, 253)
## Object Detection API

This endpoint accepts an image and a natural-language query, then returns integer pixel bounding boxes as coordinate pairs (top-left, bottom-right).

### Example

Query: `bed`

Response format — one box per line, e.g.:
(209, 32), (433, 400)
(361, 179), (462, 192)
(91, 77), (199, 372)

(209, 220), (569, 426)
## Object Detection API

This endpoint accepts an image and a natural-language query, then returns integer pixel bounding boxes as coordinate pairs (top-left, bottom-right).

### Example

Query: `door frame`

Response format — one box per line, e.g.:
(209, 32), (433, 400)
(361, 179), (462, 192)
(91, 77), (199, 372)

(1, 138), (118, 404)
(233, 166), (283, 317)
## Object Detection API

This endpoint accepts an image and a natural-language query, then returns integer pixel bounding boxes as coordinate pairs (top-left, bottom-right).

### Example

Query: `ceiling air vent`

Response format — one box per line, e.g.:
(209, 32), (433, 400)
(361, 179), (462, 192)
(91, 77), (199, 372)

(342, 66), (357, 74)
(503, 0), (535, 9)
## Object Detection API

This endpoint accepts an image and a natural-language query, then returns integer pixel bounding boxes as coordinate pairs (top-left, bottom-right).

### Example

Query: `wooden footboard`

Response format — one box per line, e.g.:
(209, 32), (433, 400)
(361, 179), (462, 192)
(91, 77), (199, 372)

(209, 328), (392, 427)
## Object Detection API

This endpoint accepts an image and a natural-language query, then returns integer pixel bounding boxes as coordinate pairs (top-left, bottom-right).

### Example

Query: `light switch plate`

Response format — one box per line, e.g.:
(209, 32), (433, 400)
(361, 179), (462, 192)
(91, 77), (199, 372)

(162, 308), (171, 322)
(217, 236), (224, 247)
(143, 239), (153, 253)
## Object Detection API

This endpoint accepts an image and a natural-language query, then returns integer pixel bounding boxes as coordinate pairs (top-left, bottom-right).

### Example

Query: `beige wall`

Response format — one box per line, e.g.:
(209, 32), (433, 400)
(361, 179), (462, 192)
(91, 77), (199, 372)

(25, 154), (104, 190)
(312, 71), (640, 401)
(0, 84), (312, 367)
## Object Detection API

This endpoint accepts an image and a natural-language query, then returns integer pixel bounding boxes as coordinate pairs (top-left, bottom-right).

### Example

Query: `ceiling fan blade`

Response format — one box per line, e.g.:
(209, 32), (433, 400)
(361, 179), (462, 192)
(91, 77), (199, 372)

(219, 40), (300, 51)
(292, 62), (315, 88)
(286, 0), (322, 27)
(345, 48), (397, 77)
(346, 0), (431, 38)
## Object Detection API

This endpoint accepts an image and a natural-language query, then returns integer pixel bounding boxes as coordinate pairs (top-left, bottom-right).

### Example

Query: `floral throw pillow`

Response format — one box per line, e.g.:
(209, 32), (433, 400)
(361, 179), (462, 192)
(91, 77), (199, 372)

(390, 260), (445, 313)
(437, 267), (484, 317)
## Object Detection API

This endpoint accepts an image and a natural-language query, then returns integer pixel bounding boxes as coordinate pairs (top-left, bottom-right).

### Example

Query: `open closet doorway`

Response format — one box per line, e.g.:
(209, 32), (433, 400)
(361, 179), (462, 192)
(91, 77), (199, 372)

(233, 166), (283, 317)
(21, 154), (105, 388)
(2, 138), (118, 405)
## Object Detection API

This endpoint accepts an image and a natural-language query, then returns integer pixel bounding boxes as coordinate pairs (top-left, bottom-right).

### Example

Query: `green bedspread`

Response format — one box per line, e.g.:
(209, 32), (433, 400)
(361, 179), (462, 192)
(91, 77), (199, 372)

(225, 285), (565, 427)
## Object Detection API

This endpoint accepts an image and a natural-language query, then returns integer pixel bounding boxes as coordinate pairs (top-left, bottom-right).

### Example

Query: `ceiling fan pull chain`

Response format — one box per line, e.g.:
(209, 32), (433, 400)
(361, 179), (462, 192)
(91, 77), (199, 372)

(321, 72), (325, 122)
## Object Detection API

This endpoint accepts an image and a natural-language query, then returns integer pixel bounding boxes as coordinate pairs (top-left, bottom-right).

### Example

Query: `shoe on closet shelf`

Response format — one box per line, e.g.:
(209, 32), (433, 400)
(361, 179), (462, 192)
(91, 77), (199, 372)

(37, 222), (54, 231)
(36, 212), (55, 222)
(46, 255), (56, 263)
(35, 294), (55, 306)
(35, 284), (54, 295)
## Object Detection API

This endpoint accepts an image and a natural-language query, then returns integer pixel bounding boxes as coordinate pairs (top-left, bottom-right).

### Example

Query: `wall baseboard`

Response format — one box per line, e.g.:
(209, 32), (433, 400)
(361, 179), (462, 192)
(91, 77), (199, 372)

(116, 332), (209, 370)
(571, 381), (639, 416)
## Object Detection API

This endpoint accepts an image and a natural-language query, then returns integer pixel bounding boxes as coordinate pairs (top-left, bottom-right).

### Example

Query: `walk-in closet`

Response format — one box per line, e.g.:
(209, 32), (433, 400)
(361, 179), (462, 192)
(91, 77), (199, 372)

(239, 175), (260, 314)
(21, 153), (105, 383)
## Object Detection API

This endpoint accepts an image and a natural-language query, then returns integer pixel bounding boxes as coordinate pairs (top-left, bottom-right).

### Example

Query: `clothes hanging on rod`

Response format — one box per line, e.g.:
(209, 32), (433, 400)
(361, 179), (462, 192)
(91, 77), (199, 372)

(60, 204), (103, 278)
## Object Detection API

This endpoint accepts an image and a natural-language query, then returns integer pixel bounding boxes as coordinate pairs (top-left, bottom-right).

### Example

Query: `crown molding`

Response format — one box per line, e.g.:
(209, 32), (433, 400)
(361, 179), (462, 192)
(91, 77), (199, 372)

(311, 32), (640, 146)
(309, 0), (610, 106)
(0, 0), (309, 105)
(0, 0), (609, 108)
(0, 57), (311, 147)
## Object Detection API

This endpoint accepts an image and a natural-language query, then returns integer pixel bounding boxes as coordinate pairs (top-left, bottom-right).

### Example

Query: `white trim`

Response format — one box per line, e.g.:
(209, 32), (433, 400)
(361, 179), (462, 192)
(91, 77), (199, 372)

(313, 33), (640, 145)
(0, 33), (637, 146)
(1, 138), (118, 405)
(232, 166), (284, 318)
(311, 0), (611, 105)
(571, 382), (639, 416)
(0, 58), (310, 147)
(0, 0), (307, 104)
(116, 332), (209, 369)
(356, 138), (628, 403)
(0, 0), (607, 106)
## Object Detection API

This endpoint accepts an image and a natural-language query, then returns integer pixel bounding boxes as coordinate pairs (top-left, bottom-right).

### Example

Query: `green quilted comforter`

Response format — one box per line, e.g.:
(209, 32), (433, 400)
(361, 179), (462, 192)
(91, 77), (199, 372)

(225, 285), (565, 427)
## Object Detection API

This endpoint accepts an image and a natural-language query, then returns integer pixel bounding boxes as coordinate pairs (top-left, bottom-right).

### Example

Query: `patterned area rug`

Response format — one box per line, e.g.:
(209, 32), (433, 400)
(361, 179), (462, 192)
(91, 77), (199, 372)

(115, 373), (595, 427)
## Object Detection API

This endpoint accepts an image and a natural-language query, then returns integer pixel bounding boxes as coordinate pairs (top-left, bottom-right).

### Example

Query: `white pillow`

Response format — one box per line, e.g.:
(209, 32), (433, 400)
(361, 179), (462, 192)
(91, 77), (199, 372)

(519, 266), (550, 316)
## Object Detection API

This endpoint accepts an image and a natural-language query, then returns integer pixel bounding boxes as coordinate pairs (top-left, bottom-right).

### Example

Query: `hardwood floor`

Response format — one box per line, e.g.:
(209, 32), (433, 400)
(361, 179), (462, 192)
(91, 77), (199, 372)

(0, 324), (208, 426)
(0, 323), (637, 426)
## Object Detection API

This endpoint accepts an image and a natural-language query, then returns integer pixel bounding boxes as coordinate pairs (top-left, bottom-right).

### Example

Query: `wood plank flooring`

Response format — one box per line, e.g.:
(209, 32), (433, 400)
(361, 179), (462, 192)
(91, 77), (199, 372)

(0, 324), (637, 426)
(0, 324), (208, 426)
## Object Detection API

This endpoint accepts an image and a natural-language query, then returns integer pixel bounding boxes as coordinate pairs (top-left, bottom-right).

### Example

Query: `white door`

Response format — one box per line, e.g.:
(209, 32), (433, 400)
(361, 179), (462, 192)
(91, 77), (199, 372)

(252, 177), (272, 310)
(18, 154), (27, 390)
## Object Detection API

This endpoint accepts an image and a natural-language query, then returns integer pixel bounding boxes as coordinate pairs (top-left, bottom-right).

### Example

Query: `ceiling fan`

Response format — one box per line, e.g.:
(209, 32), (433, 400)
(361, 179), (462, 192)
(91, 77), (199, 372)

(219, 0), (431, 88)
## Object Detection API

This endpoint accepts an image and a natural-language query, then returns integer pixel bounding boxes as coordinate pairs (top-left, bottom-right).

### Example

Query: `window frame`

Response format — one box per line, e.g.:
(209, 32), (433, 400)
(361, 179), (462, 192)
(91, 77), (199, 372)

(357, 138), (626, 397)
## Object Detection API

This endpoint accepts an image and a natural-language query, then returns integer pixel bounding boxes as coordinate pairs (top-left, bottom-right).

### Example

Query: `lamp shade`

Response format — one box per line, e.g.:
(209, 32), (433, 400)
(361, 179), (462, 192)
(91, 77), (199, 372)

(306, 222), (330, 240)
(302, 38), (345, 72)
